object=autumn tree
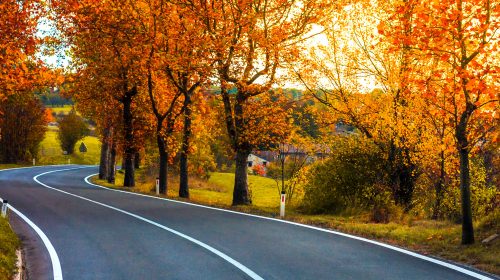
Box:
[185,0,332,205]
[53,0,151,187]
[0,94,47,163]
[400,0,500,244]
[295,1,425,210]
[301,0,498,244]
[0,0,42,107]
[132,0,211,196]
[160,7,210,198]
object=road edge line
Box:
[0,164,75,172]
[34,168,264,280]
[84,173,495,280]
[6,205,63,280]
[0,166,90,280]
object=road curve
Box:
[0,165,496,280]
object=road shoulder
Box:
[9,212,52,280]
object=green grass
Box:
[0,216,20,280]
[193,173,280,209]
[91,169,500,275]
[46,105,74,115]
[94,171,281,209]
[38,130,101,165]
[289,211,499,274]
[0,164,25,170]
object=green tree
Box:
[58,110,89,154]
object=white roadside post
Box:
[280,191,286,218]
[1,199,8,218]
[156,177,160,195]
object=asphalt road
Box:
[0,165,496,280]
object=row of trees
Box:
[294,0,499,244]
[51,0,330,203]
[0,0,59,163]
[41,0,498,246]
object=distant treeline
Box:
[37,88,73,107]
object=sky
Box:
[37,18,70,68]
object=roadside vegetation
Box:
[92,166,499,275]
[0,165,25,171]
[38,131,100,165]
[0,216,20,280]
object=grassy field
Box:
[46,105,74,115]
[0,216,20,280]
[92,170,500,275]
[94,171,281,209]
[38,129,101,165]
[0,164,25,170]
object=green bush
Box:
[57,110,89,154]
[301,137,390,215]
[440,157,498,222]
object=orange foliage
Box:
[44,108,55,123]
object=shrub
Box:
[301,136,390,214]
[252,164,266,176]
[57,110,89,154]
[440,157,499,222]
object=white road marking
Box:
[0,196,63,280]
[33,168,264,280]
[0,165,81,280]
[84,173,495,280]
[0,164,72,173]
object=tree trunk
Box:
[459,147,474,244]
[122,93,135,187]
[157,135,168,195]
[232,149,251,205]
[123,150,135,187]
[457,132,474,244]
[387,142,415,210]
[98,126,110,180]
[134,151,141,169]
[107,142,116,184]
[179,93,192,198]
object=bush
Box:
[252,164,266,176]
[301,137,390,215]
[267,161,299,180]
[440,157,499,222]
[58,110,89,154]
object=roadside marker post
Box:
[1,199,8,218]
[155,178,159,195]
[280,191,286,218]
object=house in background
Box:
[247,154,269,167]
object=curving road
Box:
[0,165,496,280]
